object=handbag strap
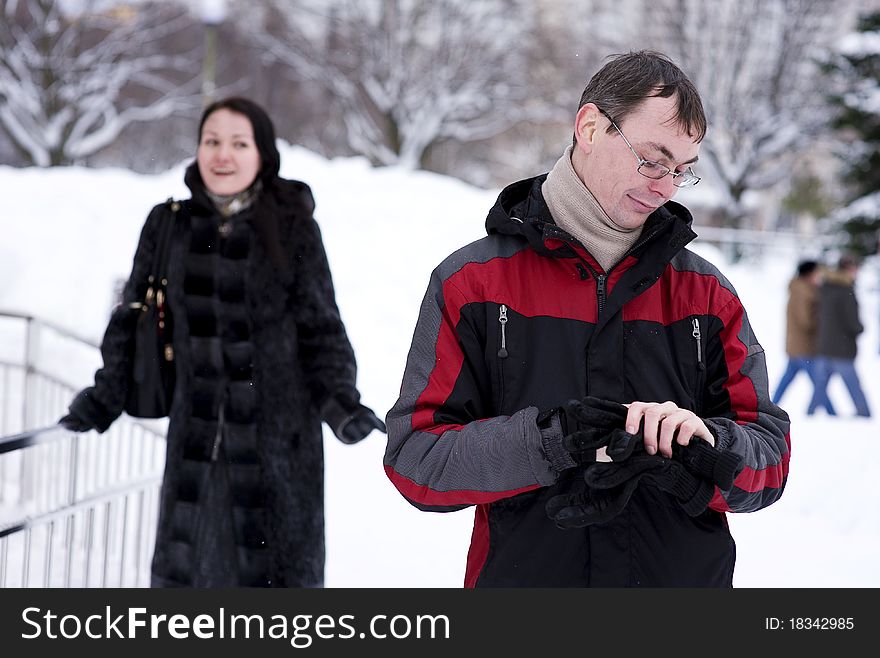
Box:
[150,199,188,287]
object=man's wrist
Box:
[538,410,577,473]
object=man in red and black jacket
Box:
[384,51,790,587]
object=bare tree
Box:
[238,0,557,169]
[640,0,857,228]
[0,0,200,166]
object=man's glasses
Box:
[598,109,700,188]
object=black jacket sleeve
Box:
[67,203,168,432]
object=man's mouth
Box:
[628,195,658,212]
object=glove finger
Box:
[585,481,640,524]
[545,492,588,519]
[364,410,387,434]
[563,427,612,452]
[566,402,625,429]
[551,504,599,529]
[605,428,644,461]
[548,492,609,529]
[59,414,91,432]
[552,481,639,528]
[340,418,371,444]
[581,396,629,418]
[584,454,666,489]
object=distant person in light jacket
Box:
[772,260,821,408]
[808,254,871,418]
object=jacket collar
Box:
[485,174,697,266]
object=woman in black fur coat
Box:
[60,97,385,587]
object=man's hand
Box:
[624,401,713,458]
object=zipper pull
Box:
[498,304,509,358]
[692,317,702,365]
[596,275,606,316]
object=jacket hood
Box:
[485,174,697,259]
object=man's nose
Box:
[648,173,677,199]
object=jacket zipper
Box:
[498,304,509,358]
[577,259,607,316]
[548,217,672,312]
[595,275,606,316]
[497,304,509,412]
[692,317,706,414]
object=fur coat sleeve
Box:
[67,202,171,431]
[286,189,359,414]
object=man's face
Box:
[571,95,701,230]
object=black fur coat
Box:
[69,178,360,587]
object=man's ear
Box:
[574,103,602,154]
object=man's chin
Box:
[610,211,650,231]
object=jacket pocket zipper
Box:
[497,304,509,413]
[692,317,706,414]
[498,304,509,358]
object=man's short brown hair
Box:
[576,50,706,142]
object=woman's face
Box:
[196,108,261,196]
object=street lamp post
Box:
[200,0,228,107]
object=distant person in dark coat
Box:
[772,260,821,407]
[59,97,386,587]
[808,254,871,418]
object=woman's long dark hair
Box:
[186,96,287,267]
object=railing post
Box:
[23,316,40,429]
[68,433,79,507]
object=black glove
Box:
[539,397,637,471]
[338,406,386,444]
[547,452,716,529]
[58,411,94,433]
[585,454,715,517]
[546,485,639,528]
[321,392,386,445]
[560,396,627,434]
[546,454,658,529]
[561,397,647,461]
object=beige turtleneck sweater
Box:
[541,146,642,272]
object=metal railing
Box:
[0,310,103,434]
[0,310,167,587]
[0,424,165,587]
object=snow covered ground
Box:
[1,144,878,587]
